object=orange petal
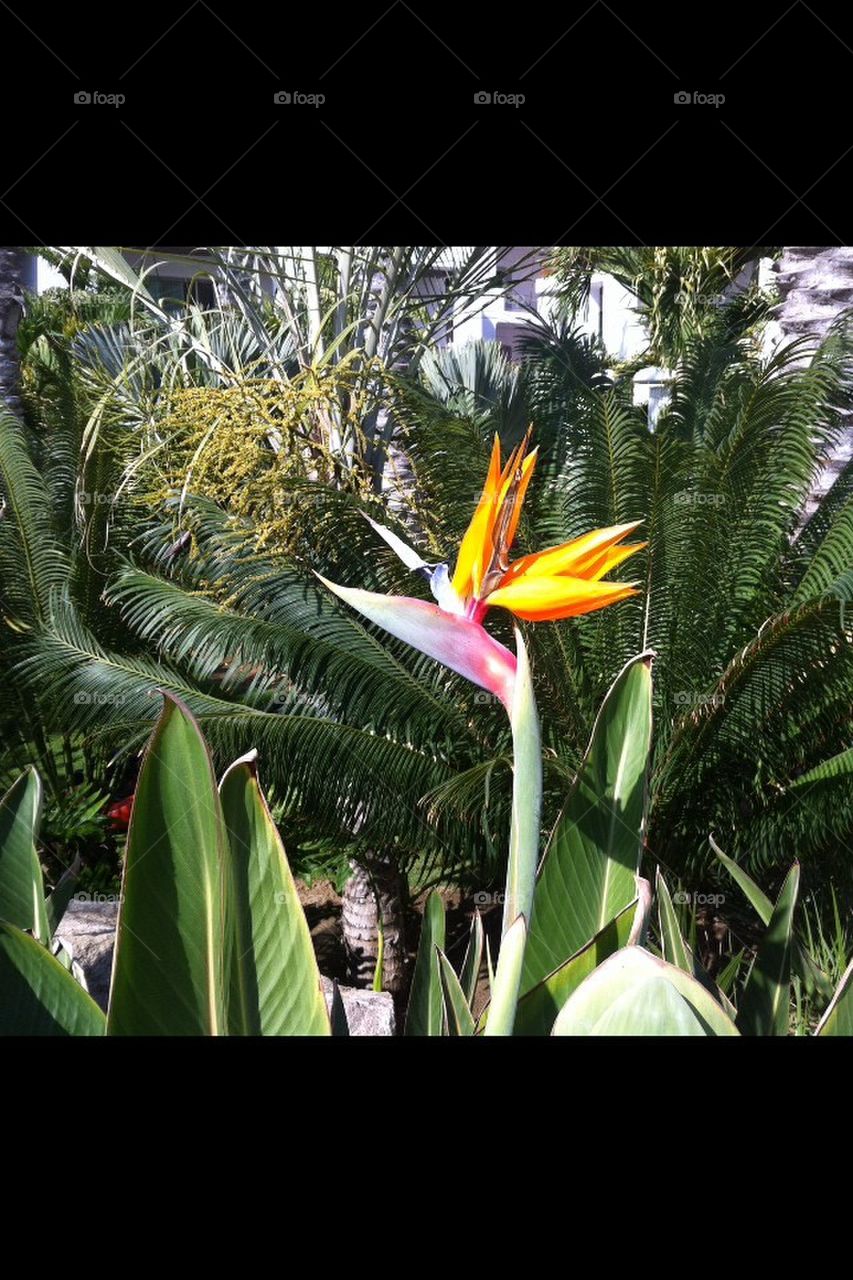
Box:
[484,433,502,495]
[451,436,503,597]
[502,521,644,584]
[496,438,523,499]
[504,448,539,552]
[495,427,533,508]
[582,540,647,581]
[484,574,640,622]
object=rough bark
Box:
[771,247,853,511]
[771,247,853,342]
[0,247,27,417]
[341,857,409,999]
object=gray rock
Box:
[51,899,396,1034]
[52,899,119,1012]
[320,976,396,1036]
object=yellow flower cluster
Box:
[151,362,388,553]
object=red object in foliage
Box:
[106,796,133,830]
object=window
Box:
[150,274,216,310]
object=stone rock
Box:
[51,899,396,1034]
[320,976,396,1037]
[52,899,119,1012]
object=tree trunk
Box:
[0,247,28,417]
[771,247,853,512]
[771,246,853,343]
[341,857,409,1001]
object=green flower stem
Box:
[501,627,542,938]
[485,629,542,1036]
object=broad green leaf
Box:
[438,949,476,1036]
[514,898,637,1036]
[656,871,693,972]
[502,628,541,935]
[552,946,739,1036]
[593,977,712,1035]
[656,870,733,1012]
[483,914,527,1036]
[711,836,773,920]
[717,949,745,996]
[0,922,105,1036]
[712,836,831,1004]
[219,751,329,1036]
[86,246,166,317]
[330,980,350,1036]
[789,747,853,790]
[473,934,496,1034]
[45,856,81,940]
[405,891,445,1036]
[108,694,228,1036]
[816,957,853,1035]
[628,875,653,946]
[459,908,484,1008]
[0,768,49,943]
[737,863,800,1037]
[373,910,385,993]
[523,654,653,993]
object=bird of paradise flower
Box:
[318,429,645,1033]
[318,428,645,710]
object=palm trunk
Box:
[771,247,853,513]
[341,857,409,1000]
[0,248,27,417]
[771,247,853,342]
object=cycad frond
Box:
[15,596,496,875]
[0,411,69,627]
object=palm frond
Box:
[0,411,69,627]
